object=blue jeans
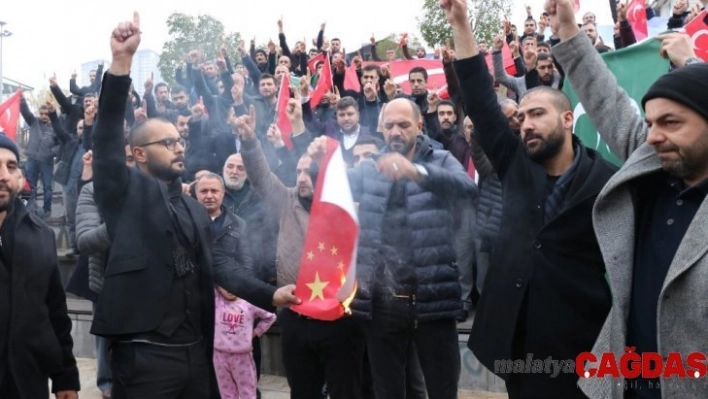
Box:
[25,158,54,213]
[62,148,85,249]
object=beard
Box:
[0,183,17,213]
[225,177,246,191]
[388,136,416,157]
[147,156,185,182]
[524,120,566,163]
[654,131,708,182]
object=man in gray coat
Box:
[547,0,708,397]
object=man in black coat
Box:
[0,135,80,399]
[443,1,616,397]
[90,14,300,399]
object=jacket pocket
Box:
[104,253,149,277]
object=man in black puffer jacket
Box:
[308,98,477,399]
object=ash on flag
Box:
[290,137,359,321]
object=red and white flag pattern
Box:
[290,138,359,321]
[0,90,22,142]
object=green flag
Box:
[563,38,670,166]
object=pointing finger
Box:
[133,11,141,29]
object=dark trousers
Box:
[110,339,212,399]
[279,308,365,399]
[365,298,460,399]
[362,342,426,399]
[0,372,21,398]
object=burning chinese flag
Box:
[310,55,333,108]
[685,10,708,61]
[627,0,648,41]
[290,137,359,321]
[0,90,22,142]
[275,73,294,149]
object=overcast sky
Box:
[0,0,614,91]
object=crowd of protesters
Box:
[2,0,708,398]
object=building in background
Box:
[131,49,164,98]
[1,76,33,101]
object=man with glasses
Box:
[90,14,300,398]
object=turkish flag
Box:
[0,90,22,142]
[290,138,359,321]
[627,0,648,41]
[308,52,326,75]
[275,73,294,149]
[311,56,333,107]
[685,10,708,61]
[484,41,518,78]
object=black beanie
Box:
[642,63,708,122]
[0,133,20,162]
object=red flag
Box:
[0,90,22,142]
[308,52,326,75]
[574,0,580,13]
[291,137,359,321]
[343,59,447,94]
[484,41,518,78]
[627,0,648,41]
[685,10,708,61]
[275,73,294,149]
[311,56,333,107]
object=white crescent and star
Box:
[690,29,708,51]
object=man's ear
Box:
[562,110,574,132]
[133,146,147,164]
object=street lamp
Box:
[0,21,13,100]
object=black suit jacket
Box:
[90,72,276,339]
[454,55,616,397]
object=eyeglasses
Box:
[139,137,185,151]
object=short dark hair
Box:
[437,100,456,110]
[537,42,551,52]
[177,108,192,117]
[525,17,536,24]
[172,84,188,95]
[331,38,341,43]
[260,73,275,83]
[521,86,571,113]
[583,21,597,28]
[336,96,359,112]
[354,136,385,150]
[128,117,174,148]
[536,53,553,63]
[84,92,96,99]
[522,36,537,44]
[39,105,48,111]
[362,64,380,73]
[408,66,428,81]
[154,82,169,94]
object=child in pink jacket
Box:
[214,286,277,399]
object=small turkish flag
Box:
[275,73,294,149]
[685,10,708,61]
[0,90,22,142]
[308,52,326,75]
[310,55,333,107]
[626,0,648,41]
[290,138,359,321]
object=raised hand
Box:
[285,97,303,124]
[84,104,97,124]
[237,40,247,56]
[268,39,276,54]
[427,90,440,112]
[144,72,154,94]
[46,101,56,114]
[300,73,311,97]
[439,0,469,28]
[188,49,200,65]
[110,11,141,75]
[509,40,520,57]
[237,105,257,140]
[82,150,93,166]
[216,57,227,71]
[544,0,579,41]
[352,53,363,69]
[370,33,376,46]
[71,70,77,80]
[383,79,397,99]
[134,107,147,123]
[266,123,284,148]
[49,72,58,87]
[617,2,628,22]
[192,101,205,119]
[493,35,505,52]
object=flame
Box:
[339,273,357,315]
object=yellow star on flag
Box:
[318,242,325,252]
[331,246,338,256]
[337,261,345,270]
[306,272,329,302]
[307,251,315,261]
